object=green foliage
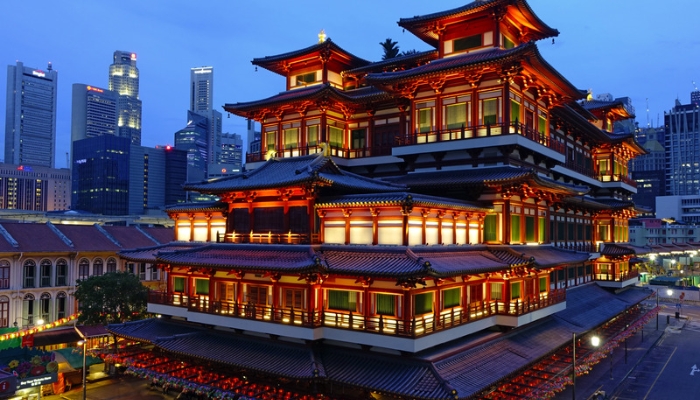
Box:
[401,49,419,56]
[380,38,400,60]
[74,271,149,325]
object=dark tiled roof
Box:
[398,0,558,47]
[592,198,636,209]
[319,246,424,278]
[0,223,72,252]
[101,225,160,249]
[156,244,320,273]
[224,84,392,114]
[492,245,591,268]
[320,347,451,399]
[344,50,439,76]
[118,242,205,263]
[315,192,491,213]
[184,154,406,194]
[139,226,175,245]
[154,331,323,380]
[600,243,635,257]
[252,39,370,75]
[165,201,228,213]
[411,247,513,275]
[107,318,206,344]
[383,166,588,195]
[53,224,121,251]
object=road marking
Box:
[643,347,677,400]
[692,364,699,376]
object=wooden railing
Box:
[246,121,564,163]
[149,289,566,338]
[216,232,320,244]
[597,173,636,187]
[595,269,640,282]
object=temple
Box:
[108,1,657,399]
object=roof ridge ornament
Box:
[318,29,326,44]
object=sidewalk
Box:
[555,308,687,399]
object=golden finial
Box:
[318,29,327,43]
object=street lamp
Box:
[572,333,600,400]
[656,289,659,330]
[77,340,87,400]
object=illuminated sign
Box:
[16,165,33,172]
[131,53,137,60]
[193,69,212,74]
[86,85,104,93]
[32,70,45,78]
[18,373,57,389]
[75,159,87,165]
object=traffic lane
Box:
[641,327,700,400]
[50,375,174,400]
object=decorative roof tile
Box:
[184,153,406,194]
[344,50,439,76]
[252,39,370,75]
[165,201,228,213]
[491,245,591,268]
[600,243,636,257]
[118,242,205,263]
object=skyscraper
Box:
[4,61,57,168]
[70,83,119,142]
[665,98,700,196]
[108,51,142,145]
[190,66,213,113]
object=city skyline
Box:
[2,0,699,168]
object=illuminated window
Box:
[503,36,515,49]
[195,279,209,295]
[173,277,185,292]
[490,283,503,300]
[482,98,498,125]
[539,277,547,292]
[307,125,319,146]
[445,103,467,129]
[329,126,343,148]
[375,293,396,316]
[417,107,433,133]
[414,292,433,315]
[328,289,357,312]
[284,288,305,309]
[283,128,298,149]
[511,282,521,300]
[484,214,498,242]
[442,288,460,309]
[510,100,521,123]
[295,72,316,86]
[247,285,268,305]
[266,131,276,151]
[454,34,482,52]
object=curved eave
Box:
[485,171,589,196]
[607,133,648,155]
[398,0,558,48]
[365,43,582,101]
[251,39,370,76]
[223,84,393,117]
[315,193,491,213]
[550,105,610,144]
[164,201,227,213]
[344,50,439,78]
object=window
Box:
[106,258,117,273]
[138,263,147,281]
[539,277,547,292]
[468,284,483,305]
[40,293,50,323]
[510,100,520,123]
[442,288,461,309]
[56,259,67,286]
[503,36,515,49]
[0,261,9,289]
[351,129,366,149]
[295,72,316,86]
[511,215,521,243]
[247,285,268,305]
[284,288,304,309]
[150,265,159,281]
[23,260,36,288]
[375,293,396,316]
[525,216,536,242]
[307,125,319,146]
[93,259,103,276]
[23,294,35,326]
[56,292,67,319]
[414,292,433,315]
[195,279,209,295]
[78,259,90,280]
[538,114,547,134]
[126,263,135,274]
[217,282,235,302]
[453,34,482,52]
[266,131,277,151]
[417,107,432,133]
[173,277,185,292]
[490,283,503,301]
[39,260,52,287]
[539,217,547,243]
[283,128,298,149]
[0,296,8,327]
[445,103,467,129]
[484,214,498,242]
[511,282,521,300]
[482,98,497,125]
[328,290,356,312]
[329,126,343,148]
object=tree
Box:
[74,271,149,325]
[380,38,400,60]
[401,49,419,56]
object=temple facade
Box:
[110,1,657,399]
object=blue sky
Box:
[2,0,699,168]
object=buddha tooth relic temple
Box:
[108,1,656,399]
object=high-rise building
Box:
[70,83,119,142]
[0,163,70,211]
[631,127,665,214]
[4,61,57,168]
[108,51,142,145]
[207,132,242,178]
[72,135,187,215]
[190,66,213,113]
[174,111,209,183]
[664,99,700,195]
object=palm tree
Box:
[380,38,400,60]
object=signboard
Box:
[20,334,33,348]
[0,375,17,394]
[18,372,57,389]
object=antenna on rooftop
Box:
[646,98,650,128]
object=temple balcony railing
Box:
[148,289,566,338]
[245,122,563,163]
[563,159,596,179]
[215,232,320,244]
[597,173,637,188]
[553,242,595,253]
[594,269,640,282]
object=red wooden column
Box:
[188,214,195,242]
[402,287,412,334]
[503,199,511,244]
[371,208,379,245]
[205,213,212,243]
[437,211,444,245]
[317,210,326,244]
[421,210,428,245]
[343,209,352,245]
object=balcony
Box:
[216,232,320,244]
[597,173,637,188]
[246,122,564,163]
[148,289,566,339]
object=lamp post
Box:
[572,334,600,400]
[656,288,659,330]
[78,340,87,400]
